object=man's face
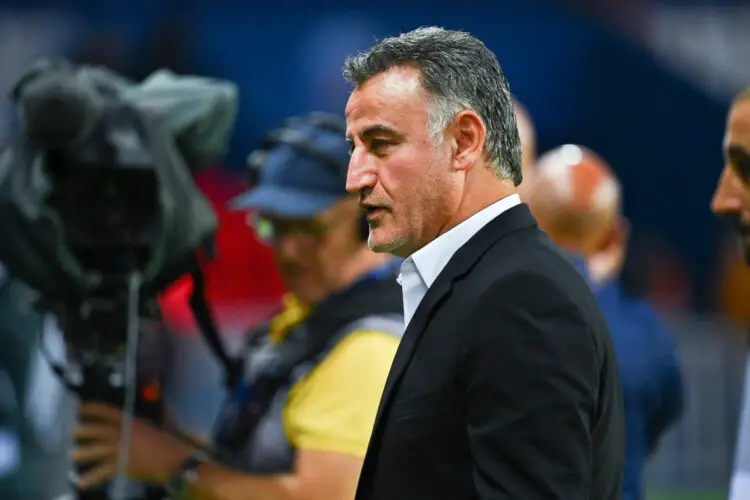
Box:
[345,67,456,258]
[713,99,750,263]
[256,198,362,303]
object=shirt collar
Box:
[401,194,521,288]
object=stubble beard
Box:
[367,157,449,257]
[366,221,411,256]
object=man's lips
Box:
[362,205,389,220]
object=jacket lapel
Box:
[356,273,454,499]
[371,273,451,426]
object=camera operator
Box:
[71,113,403,500]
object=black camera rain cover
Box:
[0,111,218,302]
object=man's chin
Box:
[367,238,397,254]
[367,229,408,256]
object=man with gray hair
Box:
[343,27,624,499]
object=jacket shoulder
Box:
[463,227,589,294]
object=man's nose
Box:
[346,152,377,195]
[712,172,743,215]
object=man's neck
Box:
[438,173,517,238]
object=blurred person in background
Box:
[70,112,403,500]
[712,87,750,265]
[712,87,750,328]
[712,86,750,500]
[527,144,684,500]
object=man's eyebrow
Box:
[361,124,402,139]
[346,124,405,147]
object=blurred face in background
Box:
[345,67,458,258]
[712,97,750,264]
[252,197,364,303]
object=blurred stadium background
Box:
[3,0,750,498]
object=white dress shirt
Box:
[397,194,521,327]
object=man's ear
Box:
[598,217,628,251]
[449,110,486,172]
[588,217,629,284]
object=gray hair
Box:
[342,27,522,186]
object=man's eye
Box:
[727,146,750,184]
[370,139,391,152]
[735,159,750,185]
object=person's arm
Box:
[177,450,361,500]
[74,398,362,500]
[188,329,397,500]
[461,272,601,499]
[74,330,398,500]
[161,409,212,452]
[73,411,357,500]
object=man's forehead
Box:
[345,67,424,125]
[376,66,423,95]
[724,102,750,154]
[728,101,750,139]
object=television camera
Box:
[0,59,240,499]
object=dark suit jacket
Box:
[356,204,625,500]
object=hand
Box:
[71,402,192,489]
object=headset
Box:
[246,112,369,242]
